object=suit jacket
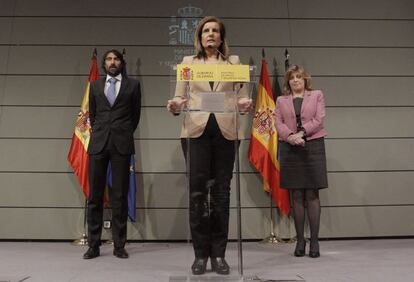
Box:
[275,90,327,141]
[174,55,248,140]
[88,76,141,155]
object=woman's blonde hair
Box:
[194,16,229,59]
[283,64,312,95]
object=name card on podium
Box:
[199,92,225,112]
[176,64,250,82]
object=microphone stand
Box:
[209,45,244,275]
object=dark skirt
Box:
[280,137,328,190]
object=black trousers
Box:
[181,114,236,258]
[87,134,130,249]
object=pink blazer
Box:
[275,90,327,141]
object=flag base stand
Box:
[260,233,283,244]
[71,233,88,246]
[283,236,297,243]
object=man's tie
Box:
[107,77,117,106]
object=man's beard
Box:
[106,65,122,76]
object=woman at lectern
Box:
[275,64,328,258]
[166,16,252,275]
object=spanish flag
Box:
[248,59,290,216]
[67,52,100,198]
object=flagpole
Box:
[72,199,88,246]
[261,194,282,244]
[71,48,98,246]
[257,49,282,244]
[283,48,297,244]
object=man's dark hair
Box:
[101,49,126,75]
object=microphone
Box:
[207,43,244,96]
[207,43,233,65]
[207,43,246,94]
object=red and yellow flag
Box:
[67,54,100,198]
[248,59,290,216]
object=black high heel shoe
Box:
[294,240,306,257]
[309,241,320,258]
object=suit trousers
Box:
[181,114,236,258]
[87,133,130,249]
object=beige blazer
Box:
[174,55,248,140]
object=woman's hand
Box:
[238,97,253,113]
[287,132,305,146]
[167,97,188,115]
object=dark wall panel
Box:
[0,0,413,239]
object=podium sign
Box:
[177,64,250,82]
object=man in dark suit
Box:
[83,49,141,259]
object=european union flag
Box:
[106,156,137,222]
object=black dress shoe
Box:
[294,241,306,257]
[211,257,230,275]
[113,248,129,259]
[191,258,208,275]
[83,247,100,259]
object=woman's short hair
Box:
[194,16,229,60]
[283,64,312,95]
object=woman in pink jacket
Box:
[275,65,328,258]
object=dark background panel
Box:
[13,0,287,18]
[288,0,414,19]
